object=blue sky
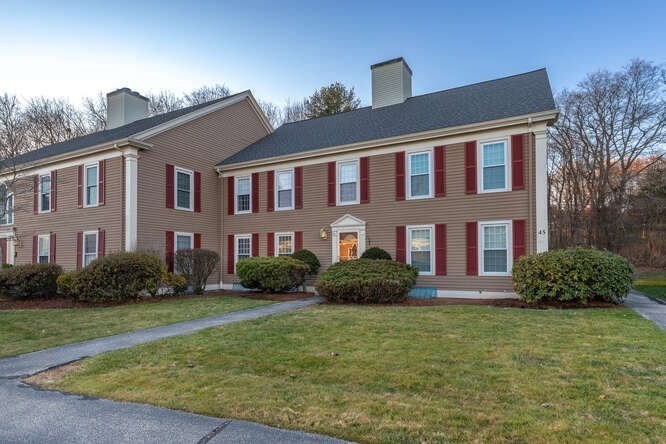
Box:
[1,0,664,107]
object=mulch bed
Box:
[0,290,313,310]
[325,298,621,309]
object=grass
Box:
[0,295,271,358]
[635,270,666,303]
[48,305,666,443]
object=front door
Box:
[338,232,359,261]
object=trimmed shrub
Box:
[315,259,418,304]
[56,271,80,298]
[74,252,165,302]
[291,249,320,275]
[360,247,392,260]
[174,248,220,294]
[1,263,62,300]
[161,272,187,296]
[237,256,309,293]
[512,248,634,304]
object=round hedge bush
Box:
[512,247,633,304]
[360,247,392,260]
[315,259,418,304]
[291,249,320,275]
[74,252,166,302]
[237,256,309,293]
[1,263,62,300]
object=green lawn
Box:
[47,305,666,443]
[0,295,271,358]
[635,270,666,303]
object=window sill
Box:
[235,210,252,215]
[175,206,194,212]
[479,272,511,277]
[275,207,294,212]
[83,204,100,209]
[478,188,512,194]
[406,194,433,200]
[336,201,359,206]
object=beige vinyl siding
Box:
[222,135,535,292]
[12,156,124,270]
[136,98,269,285]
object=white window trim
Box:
[174,167,194,212]
[274,231,294,256]
[478,220,513,277]
[82,230,99,267]
[478,139,511,194]
[235,175,252,214]
[38,173,51,214]
[275,169,295,211]
[37,234,50,263]
[234,234,252,272]
[406,150,434,200]
[83,163,99,208]
[407,224,435,276]
[336,159,360,206]
[175,232,194,250]
[1,188,13,226]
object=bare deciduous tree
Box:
[82,93,107,131]
[257,99,283,128]
[146,90,183,115]
[282,98,308,123]
[184,84,230,106]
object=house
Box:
[1,58,558,297]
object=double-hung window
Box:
[83,231,98,267]
[275,232,294,256]
[408,151,432,199]
[235,234,251,271]
[84,164,99,207]
[0,185,13,225]
[337,160,359,205]
[39,174,51,213]
[276,170,294,210]
[235,176,251,213]
[175,168,193,211]
[37,235,50,264]
[480,221,511,275]
[176,232,193,251]
[407,226,433,275]
[481,141,509,192]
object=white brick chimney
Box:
[106,88,150,129]
[371,57,412,108]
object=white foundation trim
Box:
[123,148,139,252]
[534,130,549,252]
[436,290,517,299]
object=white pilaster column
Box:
[534,130,549,252]
[123,148,139,252]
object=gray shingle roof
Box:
[218,69,556,167]
[11,92,246,167]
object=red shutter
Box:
[227,234,234,274]
[165,231,174,273]
[194,233,201,249]
[98,229,106,257]
[466,222,478,275]
[360,157,369,204]
[295,231,303,251]
[395,152,405,200]
[49,232,56,263]
[267,232,275,256]
[251,173,259,213]
[227,176,235,215]
[252,233,259,257]
[395,226,406,263]
[465,141,477,194]
[327,162,336,206]
[295,167,303,209]
[165,164,175,209]
[511,134,525,190]
[0,238,7,264]
[50,170,57,212]
[33,176,39,214]
[434,146,446,197]
[77,166,83,208]
[98,160,106,206]
[194,171,202,212]
[266,170,275,212]
[76,232,83,270]
[32,235,38,263]
[435,224,447,276]
[513,219,527,260]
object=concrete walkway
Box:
[0,296,347,443]
[624,291,666,330]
